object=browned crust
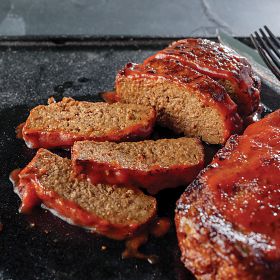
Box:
[175,110,280,279]
[175,184,280,279]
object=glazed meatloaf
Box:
[21,97,156,149]
[72,138,205,194]
[175,109,280,279]
[13,149,157,240]
[116,58,242,144]
[145,38,260,116]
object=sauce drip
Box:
[9,168,21,187]
[9,168,40,213]
[99,91,119,104]
[122,217,171,264]
[15,123,25,139]
[244,103,264,126]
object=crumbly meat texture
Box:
[17,149,157,238]
[73,138,204,171]
[22,97,156,148]
[72,138,205,194]
[145,38,261,116]
[116,58,242,144]
[175,110,280,279]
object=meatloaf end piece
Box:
[116,58,242,144]
[21,97,156,149]
[175,109,280,279]
[145,38,260,116]
[72,138,204,194]
[14,149,157,240]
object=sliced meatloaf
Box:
[116,58,242,144]
[13,149,157,240]
[21,97,156,149]
[72,138,204,194]
[175,109,280,279]
[145,38,260,116]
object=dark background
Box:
[0,0,279,37]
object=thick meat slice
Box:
[21,97,156,149]
[116,58,242,144]
[72,138,204,194]
[145,38,260,116]
[13,149,157,240]
[175,110,280,279]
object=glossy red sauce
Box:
[10,167,171,260]
[16,123,25,139]
[100,91,119,104]
[73,160,204,194]
[21,114,156,149]
[117,59,243,142]
[122,217,170,263]
[10,167,143,240]
[10,168,41,213]
[205,110,280,258]
[144,38,260,116]
[244,103,264,126]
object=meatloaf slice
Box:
[21,97,156,149]
[72,138,204,194]
[14,149,157,240]
[116,58,242,144]
[145,38,260,116]
[175,110,280,279]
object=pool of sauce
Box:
[122,217,171,264]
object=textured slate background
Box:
[0,0,279,37]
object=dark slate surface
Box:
[0,0,279,37]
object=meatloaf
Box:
[72,138,205,194]
[21,97,156,149]
[175,109,280,279]
[13,149,157,240]
[116,58,242,144]
[145,38,260,116]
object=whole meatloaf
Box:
[72,138,204,194]
[175,109,280,279]
[116,58,242,144]
[13,149,157,240]
[145,38,260,116]
[21,97,156,149]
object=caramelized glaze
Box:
[145,38,260,116]
[204,110,280,258]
